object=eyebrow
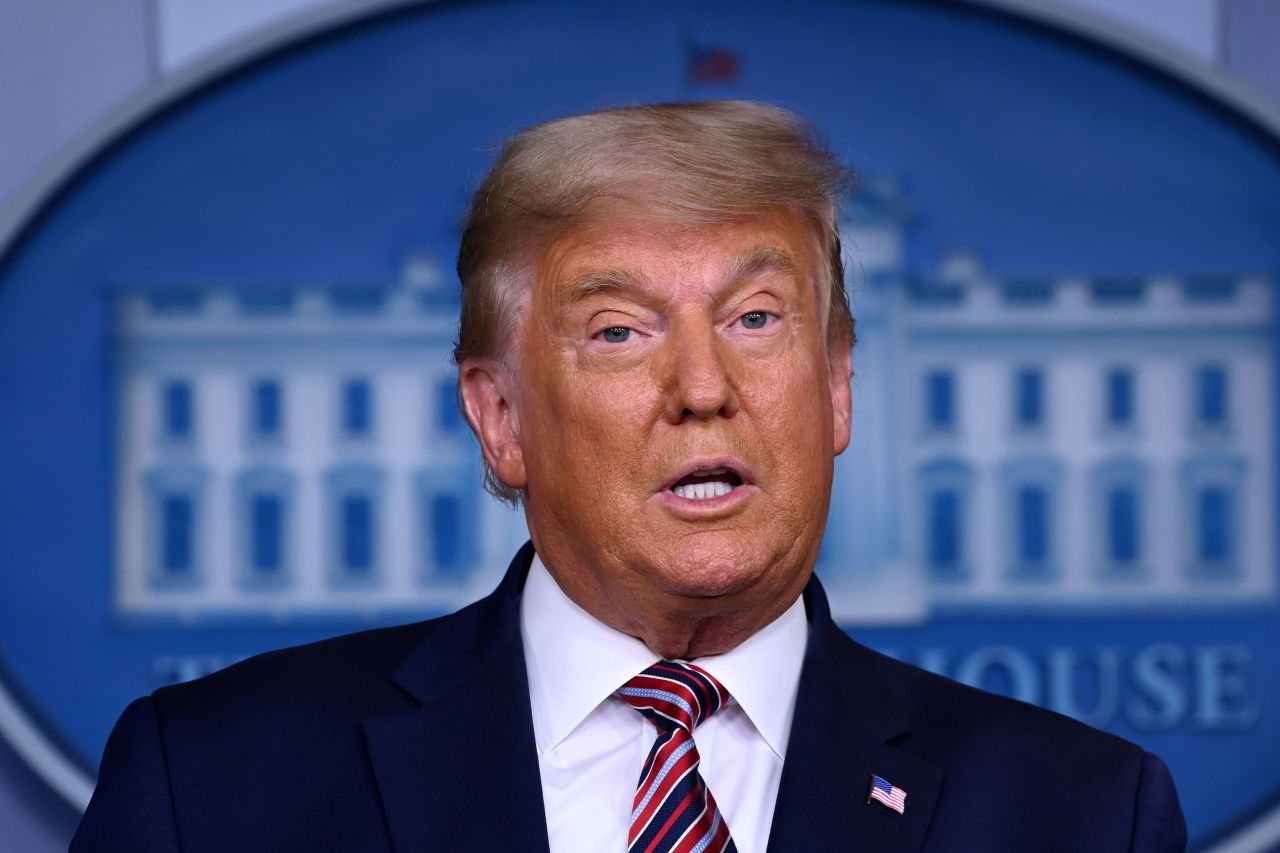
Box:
[558,268,642,305]
[724,244,802,286]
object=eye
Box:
[738,311,771,330]
[599,326,632,344]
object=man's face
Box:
[472,210,852,652]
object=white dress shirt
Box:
[520,555,808,853]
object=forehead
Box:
[535,211,816,299]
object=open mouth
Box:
[668,467,746,501]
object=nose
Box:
[661,320,741,423]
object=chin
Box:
[652,537,770,599]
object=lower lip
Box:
[657,483,758,517]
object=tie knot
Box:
[616,660,730,733]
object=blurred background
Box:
[1,0,1279,850]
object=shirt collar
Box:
[519,553,808,760]
[689,592,807,759]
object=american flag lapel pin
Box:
[867,774,908,815]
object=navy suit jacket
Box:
[73,542,1186,851]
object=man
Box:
[73,101,1186,852]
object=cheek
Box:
[746,353,831,427]
[536,368,656,478]
[743,357,835,492]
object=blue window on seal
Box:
[917,459,972,580]
[162,380,193,440]
[437,377,464,434]
[251,494,283,573]
[341,494,374,572]
[1197,486,1232,563]
[925,370,955,431]
[1015,368,1044,429]
[431,493,464,573]
[927,489,962,574]
[1017,485,1049,567]
[252,380,282,439]
[161,495,194,574]
[1105,368,1134,428]
[1179,455,1243,580]
[1195,365,1229,428]
[1107,485,1140,565]
[343,379,373,437]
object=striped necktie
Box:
[616,661,739,853]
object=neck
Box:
[539,552,811,660]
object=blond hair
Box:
[454,100,856,504]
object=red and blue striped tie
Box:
[616,661,738,853]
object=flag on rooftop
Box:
[685,38,740,84]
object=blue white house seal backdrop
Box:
[0,1,1277,848]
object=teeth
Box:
[673,481,734,501]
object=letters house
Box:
[110,184,1274,625]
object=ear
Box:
[459,359,528,490]
[828,343,853,456]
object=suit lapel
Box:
[361,546,943,852]
[767,577,943,853]
[363,543,551,853]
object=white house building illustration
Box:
[111,255,529,624]
[110,182,1275,626]
[823,177,1275,620]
